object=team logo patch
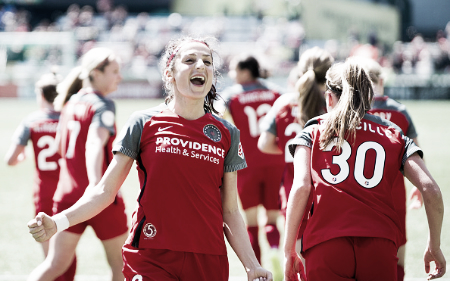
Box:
[203,124,222,142]
[101,110,115,127]
[143,223,157,238]
[238,142,244,159]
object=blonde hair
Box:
[159,36,221,114]
[54,47,116,111]
[319,57,374,151]
[295,47,334,127]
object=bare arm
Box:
[409,137,423,209]
[404,153,446,280]
[221,171,273,281]
[4,143,26,166]
[258,131,282,155]
[28,152,134,242]
[85,126,111,186]
[283,145,310,281]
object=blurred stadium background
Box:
[0,0,449,280]
[0,0,449,99]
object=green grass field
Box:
[0,98,449,280]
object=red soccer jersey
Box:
[368,95,418,245]
[13,109,61,214]
[289,113,422,252]
[53,89,117,204]
[226,82,284,168]
[275,102,302,198]
[113,104,247,255]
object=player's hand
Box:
[27,212,57,242]
[409,186,423,209]
[424,247,446,280]
[284,252,307,281]
[247,266,273,281]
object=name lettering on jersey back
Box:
[238,90,276,104]
[155,137,225,165]
[33,122,58,133]
[356,121,393,138]
[371,112,392,121]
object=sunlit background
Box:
[0,0,449,99]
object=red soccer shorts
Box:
[122,245,229,281]
[53,196,128,241]
[303,236,398,281]
[237,164,284,210]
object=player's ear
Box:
[164,69,174,83]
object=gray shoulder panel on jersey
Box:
[84,94,116,135]
[113,103,166,160]
[401,135,423,173]
[374,97,417,138]
[260,92,298,135]
[212,114,248,173]
[363,113,404,135]
[288,116,320,157]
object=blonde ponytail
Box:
[319,58,374,151]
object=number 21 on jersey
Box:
[321,139,386,189]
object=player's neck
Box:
[168,99,205,120]
[40,100,55,111]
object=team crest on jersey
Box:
[238,142,244,159]
[143,223,157,238]
[203,124,222,142]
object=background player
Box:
[258,47,333,267]
[5,72,77,281]
[28,47,128,281]
[361,57,424,281]
[259,46,333,218]
[28,37,273,281]
[284,57,445,280]
[220,54,285,277]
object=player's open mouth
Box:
[190,76,205,86]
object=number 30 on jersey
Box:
[321,139,386,189]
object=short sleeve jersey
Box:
[113,104,247,255]
[53,89,116,204]
[288,114,422,251]
[369,95,418,214]
[369,96,418,139]
[260,92,301,193]
[12,109,61,204]
[223,82,284,168]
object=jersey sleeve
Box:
[91,99,116,135]
[399,108,418,139]
[288,122,316,157]
[12,119,31,146]
[223,124,247,173]
[400,134,423,173]
[112,111,146,160]
[260,101,278,136]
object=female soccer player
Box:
[283,57,445,280]
[362,57,423,281]
[28,47,128,281]
[5,73,77,280]
[259,46,333,218]
[221,54,285,267]
[28,37,272,281]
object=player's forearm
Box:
[283,184,310,258]
[60,153,133,228]
[223,210,261,271]
[258,132,282,154]
[85,141,105,186]
[422,184,444,249]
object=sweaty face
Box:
[171,42,214,102]
[93,60,122,95]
